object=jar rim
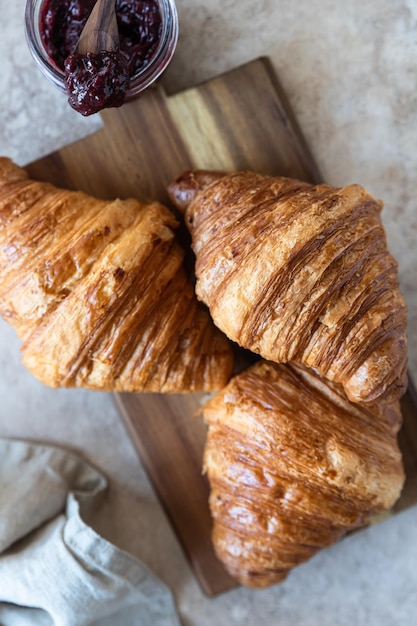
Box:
[24,0,179,97]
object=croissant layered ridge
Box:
[0,158,233,392]
[202,360,405,588]
[168,170,408,405]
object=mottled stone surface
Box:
[1,0,416,624]
[0,1,102,166]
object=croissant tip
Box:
[167,169,228,213]
[0,156,28,183]
[167,170,198,213]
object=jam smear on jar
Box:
[40,0,162,115]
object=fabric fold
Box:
[0,438,181,626]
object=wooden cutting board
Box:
[26,57,417,597]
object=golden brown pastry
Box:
[0,157,233,392]
[203,360,405,588]
[168,169,408,405]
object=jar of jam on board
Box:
[25,0,179,115]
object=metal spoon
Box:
[75,0,119,55]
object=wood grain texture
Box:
[76,0,119,54]
[113,391,235,596]
[26,57,417,596]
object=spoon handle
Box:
[76,0,119,55]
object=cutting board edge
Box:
[113,393,239,597]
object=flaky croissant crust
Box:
[203,360,405,588]
[0,158,233,392]
[168,170,408,405]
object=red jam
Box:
[65,51,130,116]
[40,0,162,115]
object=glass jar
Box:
[25,0,179,100]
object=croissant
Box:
[203,360,405,588]
[0,157,233,392]
[168,170,408,405]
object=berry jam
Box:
[65,51,130,115]
[40,0,162,114]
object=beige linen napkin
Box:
[0,438,181,626]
